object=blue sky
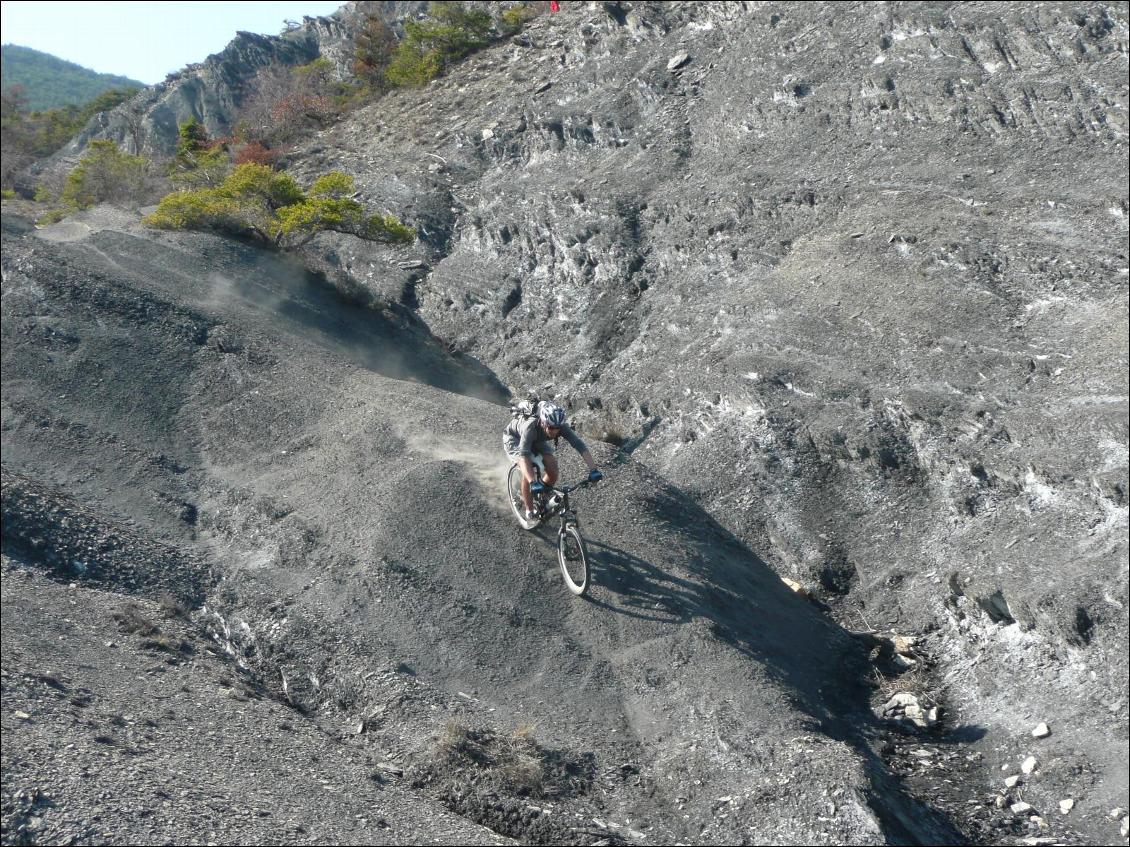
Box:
[1,1,345,84]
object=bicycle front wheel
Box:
[557,524,589,596]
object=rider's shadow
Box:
[582,539,698,624]
[526,526,687,622]
[524,472,984,842]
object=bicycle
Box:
[506,458,595,596]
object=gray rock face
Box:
[290,0,1127,837]
[43,28,322,165]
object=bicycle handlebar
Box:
[555,478,597,495]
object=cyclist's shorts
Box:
[503,435,554,462]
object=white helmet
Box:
[539,402,566,428]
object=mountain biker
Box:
[504,401,602,522]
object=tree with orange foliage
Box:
[353,10,397,92]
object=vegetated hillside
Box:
[0,45,144,111]
[2,1,1128,845]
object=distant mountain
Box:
[1,44,144,111]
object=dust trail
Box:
[399,427,515,515]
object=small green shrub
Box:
[386,46,443,87]
[175,118,209,159]
[145,163,415,249]
[500,3,538,35]
[386,2,495,88]
[36,208,68,225]
[36,140,161,221]
[168,120,232,188]
[169,146,230,188]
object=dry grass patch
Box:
[434,721,547,796]
[111,601,193,659]
[111,602,160,636]
[410,720,598,844]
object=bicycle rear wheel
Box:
[557,524,589,596]
[507,463,539,530]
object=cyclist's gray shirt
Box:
[503,414,587,459]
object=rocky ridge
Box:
[16,1,430,190]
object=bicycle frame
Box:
[542,485,581,534]
[510,463,594,595]
[528,458,589,523]
[543,480,591,596]
[537,477,589,521]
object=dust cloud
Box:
[398,427,515,515]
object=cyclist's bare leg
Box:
[543,454,559,487]
[519,455,537,512]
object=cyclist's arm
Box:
[579,449,597,472]
[561,425,597,471]
[519,455,539,482]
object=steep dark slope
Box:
[3,212,961,843]
[284,2,1127,838]
[1,557,510,846]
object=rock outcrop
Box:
[19,1,428,188]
